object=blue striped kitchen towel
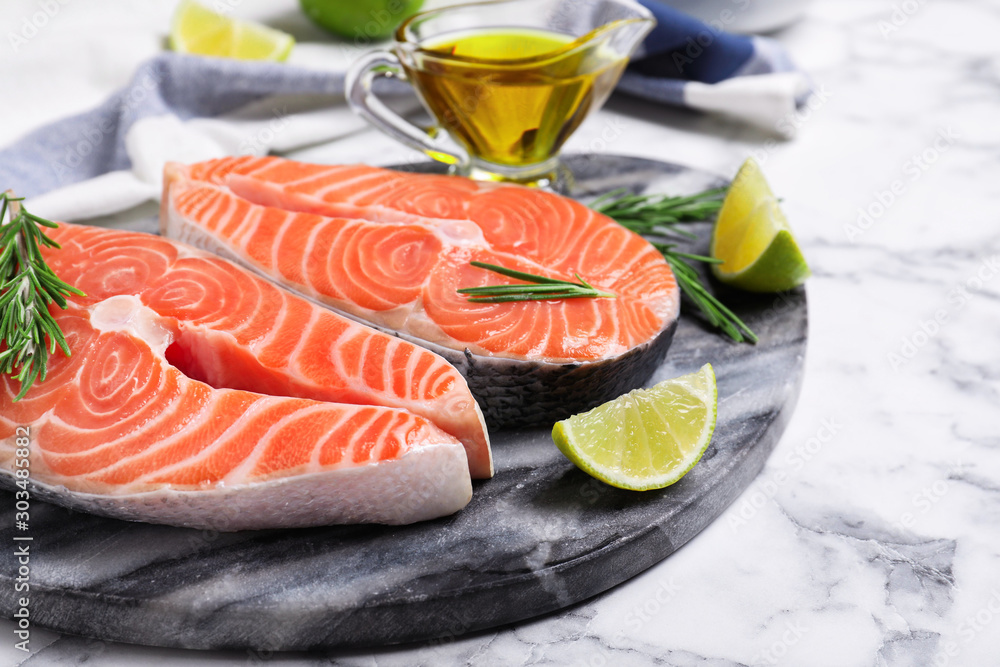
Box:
[0,0,809,219]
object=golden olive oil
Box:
[404,27,628,168]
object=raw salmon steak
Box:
[0,223,492,530]
[163,157,681,427]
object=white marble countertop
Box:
[3,0,999,665]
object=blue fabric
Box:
[635,1,755,83]
[0,54,345,199]
[617,1,802,109]
[0,7,804,200]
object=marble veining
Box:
[2,0,1000,664]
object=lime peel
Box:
[710,158,810,293]
[552,364,717,491]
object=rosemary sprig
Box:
[654,243,758,344]
[590,186,727,240]
[591,186,759,344]
[459,261,615,303]
[0,192,85,400]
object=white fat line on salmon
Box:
[409,346,442,404]
[75,296,302,488]
[562,299,603,354]
[233,207,266,255]
[373,413,412,462]
[42,368,192,481]
[300,217,331,288]
[284,304,322,376]
[530,303,554,359]
[269,207,297,272]
[204,186,236,234]
[223,174,491,248]
[606,299,624,356]
[46,393,214,491]
[185,179,630,305]
[126,398,275,489]
[316,172,402,200]
[223,404,352,482]
[213,275,268,339]
[163,201,235,261]
[174,214,419,334]
[278,165,381,194]
[181,185,230,236]
[174,188,234,248]
[306,409,361,471]
[171,160,674,369]
[249,289,307,353]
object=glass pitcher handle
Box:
[345,51,468,168]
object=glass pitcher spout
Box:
[347,0,657,188]
[591,16,657,59]
[536,0,656,57]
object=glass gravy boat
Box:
[346,0,655,187]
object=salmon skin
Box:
[163,157,681,427]
[0,223,492,530]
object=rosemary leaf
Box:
[591,185,759,344]
[459,261,615,303]
[0,192,85,399]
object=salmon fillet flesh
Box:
[163,157,681,427]
[0,223,492,529]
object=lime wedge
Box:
[711,158,810,293]
[170,0,295,62]
[299,0,425,40]
[552,364,717,491]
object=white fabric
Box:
[683,71,812,136]
[29,99,401,222]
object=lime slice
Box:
[552,364,717,491]
[170,0,295,62]
[711,158,810,293]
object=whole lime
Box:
[300,0,425,41]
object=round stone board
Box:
[0,154,807,650]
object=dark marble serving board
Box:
[0,155,807,651]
